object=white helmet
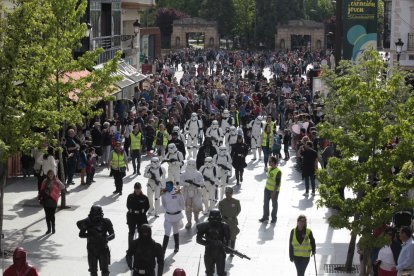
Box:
[191,112,198,121]
[222,109,230,118]
[150,157,160,169]
[204,157,213,168]
[229,126,236,135]
[211,120,219,130]
[186,159,197,172]
[168,143,177,154]
[255,116,263,124]
[218,145,227,156]
[173,126,180,133]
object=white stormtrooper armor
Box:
[220,109,235,135]
[180,159,204,228]
[143,157,166,217]
[184,113,203,159]
[248,115,264,160]
[199,157,219,213]
[164,143,184,185]
[169,126,186,143]
[212,146,233,200]
[206,120,224,149]
[226,126,238,151]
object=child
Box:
[283,129,291,160]
[85,148,96,185]
[272,133,282,160]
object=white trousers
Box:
[147,181,160,214]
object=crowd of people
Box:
[10,48,413,276]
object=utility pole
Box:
[334,0,342,66]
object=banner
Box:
[342,0,378,62]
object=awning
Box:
[93,63,133,90]
[118,61,148,83]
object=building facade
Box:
[388,0,414,69]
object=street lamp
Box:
[85,22,92,37]
[395,38,404,66]
[133,20,141,71]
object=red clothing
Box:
[378,267,397,276]
[4,265,38,276]
[40,180,61,203]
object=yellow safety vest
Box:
[292,228,312,257]
[261,131,271,147]
[265,167,281,191]
[154,130,169,146]
[265,121,276,133]
[130,132,142,150]
[111,151,126,169]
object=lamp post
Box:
[85,22,93,50]
[395,38,404,67]
[133,19,141,71]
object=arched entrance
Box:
[171,18,219,49]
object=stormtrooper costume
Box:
[212,146,233,200]
[164,143,184,186]
[226,126,238,151]
[199,157,219,213]
[180,159,204,229]
[161,181,185,253]
[169,126,186,144]
[220,109,235,144]
[144,157,166,217]
[184,113,203,159]
[206,120,224,149]
[248,116,264,160]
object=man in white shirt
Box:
[396,226,414,276]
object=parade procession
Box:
[2,0,414,276]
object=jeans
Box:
[44,206,56,231]
[293,256,310,276]
[304,174,316,193]
[262,147,271,167]
[131,149,141,173]
[112,169,125,192]
[67,156,77,184]
[102,145,111,164]
[262,188,279,221]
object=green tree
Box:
[304,0,335,22]
[232,0,255,47]
[199,0,235,41]
[317,49,414,274]
[276,0,304,24]
[255,0,277,48]
[0,0,119,250]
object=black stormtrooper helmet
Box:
[89,205,104,222]
[208,209,222,223]
[139,224,152,243]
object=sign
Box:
[342,0,378,62]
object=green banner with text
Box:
[343,0,378,61]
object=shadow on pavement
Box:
[257,222,275,244]
[109,257,130,275]
[292,196,314,210]
[93,195,119,206]
[163,252,177,275]
[8,197,43,218]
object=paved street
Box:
[2,150,359,275]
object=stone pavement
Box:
[1,151,360,276]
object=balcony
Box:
[93,35,121,50]
[121,0,155,9]
[408,33,414,51]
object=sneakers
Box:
[185,222,192,229]
[113,190,118,194]
[259,218,268,223]
[311,191,316,196]
[303,192,309,196]
[270,219,277,224]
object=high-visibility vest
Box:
[265,167,281,191]
[111,151,126,169]
[154,130,169,146]
[130,132,142,150]
[292,228,312,257]
[265,121,276,133]
[261,132,271,147]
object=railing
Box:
[408,33,414,51]
[97,48,121,64]
[93,35,121,50]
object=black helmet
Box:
[139,224,152,242]
[208,209,222,222]
[89,205,103,221]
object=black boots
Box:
[45,220,51,234]
[162,235,169,253]
[173,233,179,253]
[51,222,55,234]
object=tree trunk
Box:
[361,247,373,276]
[345,233,357,271]
[0,161,8,253]
[57,130,68,209]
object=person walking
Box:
[126,224,164,276]
[261,124,273,171]
[230,135,248,185]
[396,226,414,276]
[375,227,401,276]
[161,181,185,254]
[300,141,319,196]
[218,187,241,257]
[40,147,58,186]
[289,215,316,276]
[126,182,150,247]
[66,128,79,185]
[259,156,281,224]
[3,247,38,276]
[130,124,144,175]
[108,141,129,195]
[38,170,65,234]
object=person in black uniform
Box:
[126,224,164,276]
[230,135,248,185]
[127,182,150,247]
[196,209,231,276]
[77,205,115,276]
[196,138,217,170]
[168,132,186,159]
